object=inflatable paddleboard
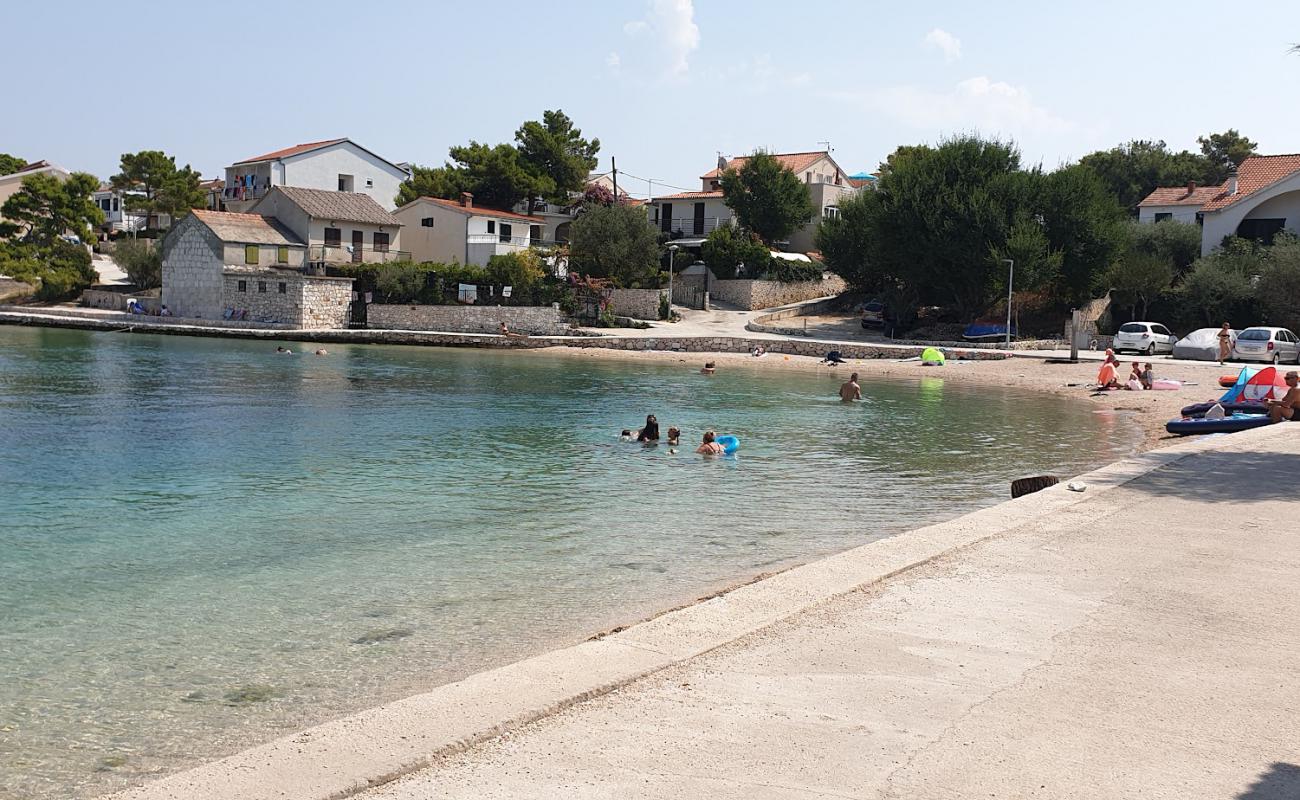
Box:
[1165,414,1273,436]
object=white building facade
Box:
[394,194,547,266]
[222,139,410,213]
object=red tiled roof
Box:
[1137,184,1224,207]
[411,196,544,223]
[1200,155,1300,213]
[701,151,830,179]
[653,190,724,200]
[190,209,305,246]
[234,138,348,165]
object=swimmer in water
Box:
[666,427,681,446]
[620,429,633,441]
[696,430,725,456]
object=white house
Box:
[1136,182,1222,225]
[0,161,71,226]
[393,193,548,266]
[1137,155,1300,255]
[250,185,405,265]
[222,138,410,213]
[649,150,859,252]
[91,184,170,235]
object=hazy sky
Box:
[6,0,1300,196]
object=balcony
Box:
[660,216,733,237]
[309,244,412,265]
[222,184,270,203]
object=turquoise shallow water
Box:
[0,326,1137,798]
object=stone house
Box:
[250,185,405,266]
[221,138,410,212]
[393,193,547,266]
[160,209,352,328]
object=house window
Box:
[366,179,373,188]
[324,228,341,248]
[99,198,111,212]
[277,246,288,264]
[278,282,287,294]
[258,281,267,293]
[112,197,119,211]
[421,217,434,227]
[245,245,258,265]
[824,206,840,220]
[237,280,247,293]
[486,220,496,234]
[529,224,542,244]
[1154,212,1173,223]
[337,174,354,192]
[806,172,812,183]
[1237,218,1286,245]
[499,222,512,244]
[373,231,390,252]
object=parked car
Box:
[1171,327,1238,361]
[1113,321,1178,355]
[1232,327,1300,364]
[860,300,884,328]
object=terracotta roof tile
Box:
[1200,155,1300,213]
[1137,184,1224,207]
[234,139,348,165]
[191,209,305,246]
[701,151,830,179]
[269,186,400,226]
[406,196,544,223]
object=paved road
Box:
[363,426,1300,800]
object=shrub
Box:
[569,203,662,287]
[658,292,670,320]
[701,225,769,279]
[0,240,96,301]
[486,250,546,289]
[112,237,161,289]
[763,257,823,283]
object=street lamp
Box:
[1002,258,1014,348]
[667,244,679,319]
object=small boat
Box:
[962,322,1015,342]
[1165,414,1274,436]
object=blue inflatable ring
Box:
[715,434,740,454]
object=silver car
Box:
[1233,327,1300,364]
[1113,321,1177,355]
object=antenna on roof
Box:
[717,152,726,170]
[818,140,833,153]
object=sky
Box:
[5,0,1300,198]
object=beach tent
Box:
[1220,365,1288,403]
[920,347,945,365]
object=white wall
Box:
[1201,178,1300,255]
[281,142,407,210]
[393,201,467,263]
[652,197,732,235]
[1138,205,1200,224]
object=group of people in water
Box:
[621,414,728,455]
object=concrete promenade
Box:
[109,424,1300,800]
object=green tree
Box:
[486,249,546,289]
[397,143,547,211]
[110,150,205,227]
[1177,240,1262,327]
[815,189,884,292]
[1105,251,1174,320]
[1255,234,1300,331]
[1038,164,1127,303]
[1197,129,1257,180]
[396,164,464,206]
[700,225,769,279]
[568,203,662,287]
[515,110,600,203]
[719,151,815,244]
[1078,140,1214,216]
[990,214,1063,295]
[0,153,25,177]
[0,239,97,300]
[112,237,162,288]
[0,172,103,244]
[1124,219,1202,278]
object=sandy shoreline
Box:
[520,344,1232,454]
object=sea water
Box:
[0,326,1136,798]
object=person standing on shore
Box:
[1218,323,1233,365]
[839,373,862,401]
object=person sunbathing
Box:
[1268,371,1300,422]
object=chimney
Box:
[1185,180,1197,197]
[1227,171,1239,196]
[460,192,473,208]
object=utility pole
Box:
[611,157,618,200]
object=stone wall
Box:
[367,304,574,335]
[709,272,847,310]
[221,268,353,329]
[82,288,161,313]
[607,288,665,320]
[160,215,224,320]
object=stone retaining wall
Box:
[709,273,847,310]
[0,310,1010,362]
[367,304,574,336]
[746,298,845,336]
[82,288,161,313]
[221,268,352,329]
[607,288,665,320]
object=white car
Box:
[1113,321,1177,355]
[1232,327,1300,364]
